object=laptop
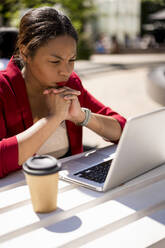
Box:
[59,107,165,192]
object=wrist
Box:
[76,108,91,126]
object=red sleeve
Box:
[83,88,126,130]
[0,137,20,177]
[69,72,126,130]
[0,100,20,178]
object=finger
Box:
[43,89,50,95]
[44,87,81,96]
[58,86,81,95]
[43,88,55,95]
[43,87,65,95]
[63,90,81,96]
[64,94,78,100]
[52,88,66,93]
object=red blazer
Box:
[0,58,126,178]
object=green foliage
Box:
[77,37,93,60]
[0,0,94,33]
[0,0,21,25]
[0,0,95,59]
[55,0,95,34]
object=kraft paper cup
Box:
[23,155,61,213]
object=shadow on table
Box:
[77,176,165,227]
[115,179,165,226]
[45,215,82,233]
[37,209,82,233]
[0,170,25,190]
[67,182,165,248]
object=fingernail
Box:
[43,90,49,94]
[53,88,63,93]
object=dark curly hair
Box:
[14,7,78,66]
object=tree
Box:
[0,0,94,32]
[0,0,21,26]
[0,0,95,59]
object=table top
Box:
[0,146,165,248]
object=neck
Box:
[22,67,44,97]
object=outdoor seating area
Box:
[0,146,165,247]
[1,0,165,247]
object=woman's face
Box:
[24,35,77,89]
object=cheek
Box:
[32,63,58,82]
[70,63,74,71]
[65,63,74,75]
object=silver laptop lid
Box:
[104,107,165,190]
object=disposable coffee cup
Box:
[23,155,61,213]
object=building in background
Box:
[92,0,141,52]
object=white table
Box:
[0,146,165,248]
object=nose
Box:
[59,63,72,77]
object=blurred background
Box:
[1,0,165,148]
[1,0,165,58]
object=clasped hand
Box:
[43,86,85,124]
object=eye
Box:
[69,59,76,63]
[49,61,60,64]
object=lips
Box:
[56,81,68,87]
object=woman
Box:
[0,7,126,178]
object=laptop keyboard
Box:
[74,159,112,183]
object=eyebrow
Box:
[50,54,77,60]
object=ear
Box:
[19,45,28,63]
